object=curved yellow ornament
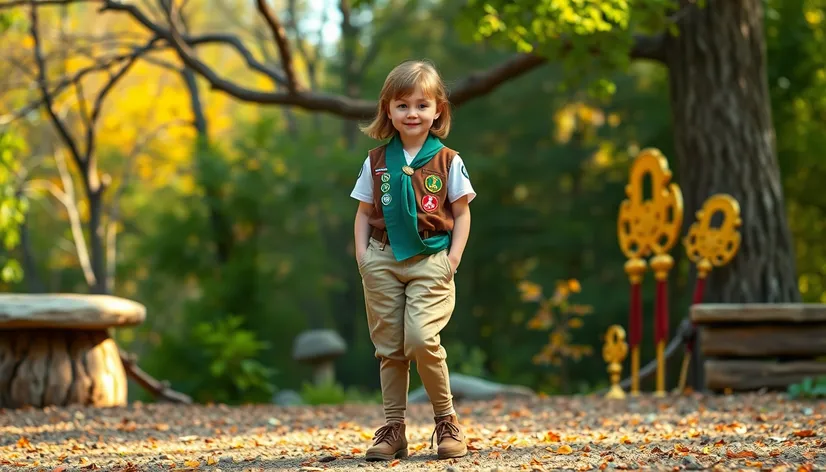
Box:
[683,194,742,271]
[603,325,628,399]
[617,148,684,258]
[603,325,628,364]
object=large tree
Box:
[663,0,799,303]
[457,0,799,304]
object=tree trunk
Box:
[665,0,800,304]
[88,189,107,295]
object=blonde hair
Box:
[360,59,452,140]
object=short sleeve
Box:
[447,155,476,204]
[350,156,373,203]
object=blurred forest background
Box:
[0,0,824,405]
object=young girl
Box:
[350,59,475,461]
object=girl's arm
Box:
[448,196,471,272]
[354,201,373,261]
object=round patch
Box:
[425,175,442,193]
[381,172,391,183]
[421,194,439,213]
[380,182,390,193]
[381,193,392,206]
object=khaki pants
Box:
[358,236,456,422]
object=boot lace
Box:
[372,422,402,445]
[430,418,461,449]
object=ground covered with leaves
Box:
[0,392,824,471]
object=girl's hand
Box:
[448,253,461,273]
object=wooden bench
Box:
[0,293,145,409]
[691,303,826,392]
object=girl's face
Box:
[387,85,441,142]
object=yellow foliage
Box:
[553,102,607,144]
[1,1,271,202]
[521,277,594,378]
[805,8,822,26]
[518,280,543,302]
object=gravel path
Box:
[1,393,824,471]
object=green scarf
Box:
[382,133,451,261]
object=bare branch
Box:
[85,36,159,163]
[30,2,85,166]
[254,0,299,92]
[91,0,666,120]
[0,0,99,8]
[100,0,288,87]
[0,48,151,126]
[22,151,97,286]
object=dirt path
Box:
[0,392,824,471]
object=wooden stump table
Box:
[691,303,826,392]
[0,294,145,409]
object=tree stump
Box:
[691,303,826,392]
[0,294,145,409]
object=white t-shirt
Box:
[350,149,476,205]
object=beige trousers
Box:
[358,236,456,422]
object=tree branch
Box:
[30,2,85,167]
[0,48,151,126]
[22,152,97,287]
[254,0,298,92]
[99,0,288,87]
[0,0,98,7]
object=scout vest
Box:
[367,135,456,261]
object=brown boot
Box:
[431,414,468,459]
[365,421,408,461]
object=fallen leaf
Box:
[557,444,573,454]
[726,449,757,459]
[544,431,561,442]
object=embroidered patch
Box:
[380,182,390,193]
[375,167,388,173]
[421,194,439,213]
[461,164,469,179]
[424,174,442,193]
[381,173,391,183]
[381,193,392,206]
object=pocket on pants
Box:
[357,241,373,273]
[440,250,455,282]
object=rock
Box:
[272,389,304,406]
[293,329,347,386]
[408,373,536,403]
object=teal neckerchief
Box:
[382,133,451,261]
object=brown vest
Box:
[367,144,456,233]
